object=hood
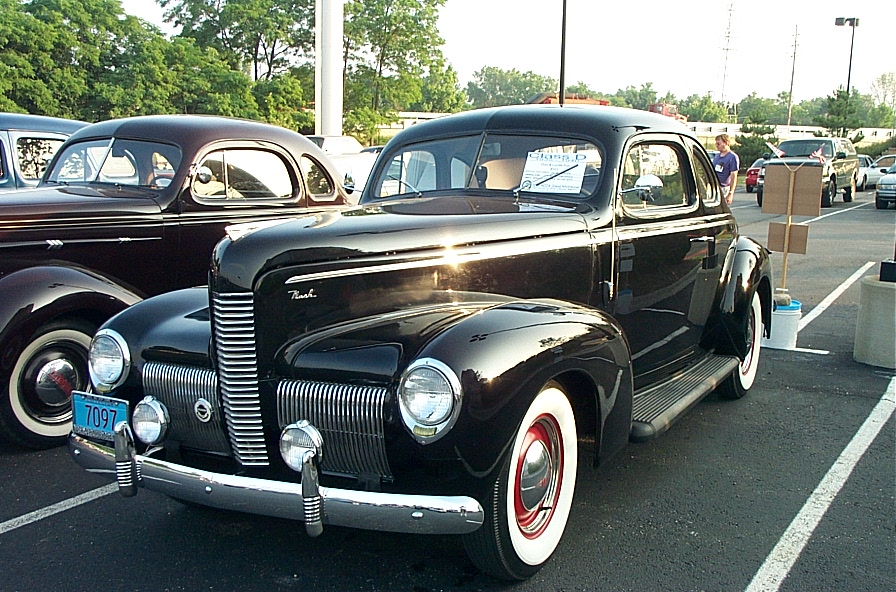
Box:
[212,194,597,292]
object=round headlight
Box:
[279,420,324,473]
[88,329,130,393]
[132,396,169,445]
[398,358,462,443]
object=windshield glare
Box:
[371,134,603,200]
[47,138,183,188]
[777,140,833,158]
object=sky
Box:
[120,0,894,104]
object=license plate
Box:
[72,391,129,441]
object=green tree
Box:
[614,83,657,110]
[161,0,314,80]
[344,0,445,113]
[252,71,314,130]
[409,57,466,113]
[735,123,778,172]
[678,94,727,123]
[465,66,557,108]
[814,88,863,137]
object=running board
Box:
[630,355,739,442]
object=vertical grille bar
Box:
[277,379,391,479]
[211,292,269,466]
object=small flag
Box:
[809,146,825,164]
[765,142,785,157]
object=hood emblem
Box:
[289,288,318,300]
[194,398,213,423]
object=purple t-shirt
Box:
[712,151,739,187]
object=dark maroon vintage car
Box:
[0,115,353,448]
[69,105,774,579]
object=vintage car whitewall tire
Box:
[0,321,94,448]
[463,381,578,579]
[720,292,762,400]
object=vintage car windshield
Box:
[370,133,603,200]
[46,138,183,189]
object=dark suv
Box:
[757,137,859,207]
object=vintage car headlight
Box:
[132,396,169,445]
[398,358,462,443]
[88,329,130,393]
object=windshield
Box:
[46,138,183,188]
[369,133,603,200]
[776,140,833,158]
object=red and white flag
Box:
[809,146,825,164]
[765,142,785,157]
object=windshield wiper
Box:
[386,175,423,198]
[510,164,579,198]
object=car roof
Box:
[0,112,88,134]
[385,104,694,147]
[65,114,322,158]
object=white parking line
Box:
[745,377,896,592]
[0,483,117,535]
[799,262,876,331]
[805,202,869,224]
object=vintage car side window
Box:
[301,155,334,196]
[16,137,65,181]
[194,149,293,200]
[620,143,689,212]
[692,148,720,206]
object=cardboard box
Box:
[762,164,823,217]
[768,221,809,254]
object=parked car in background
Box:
[861,153,896,191]
[0,113,87,192]
[756,137,859,207]
[306,134,364,155]
[745,158,763,193]
[70,105,773,580]
[875,166,896,209]
[0,115,353,448]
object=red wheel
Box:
[464,382,577,579]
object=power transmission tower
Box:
[720,3,734,112]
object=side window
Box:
[620,143,690,212]
[301,155,334,196]
[194,149,294,200]
[16,137,65,181]
[693,147,720,206]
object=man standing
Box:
[712,134,739,204]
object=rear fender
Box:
[412,299,633,481]
[0,266,142,378]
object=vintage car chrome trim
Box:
[69,433,485,535]
[211,292,269,466]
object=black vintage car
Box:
[0,115,353,448]
[0,112,87,192]
[69,105,774,579]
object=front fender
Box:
[705,236,773,358]
[414,299,633,480]
[0,266,142,378]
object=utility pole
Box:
[787,26,798,127]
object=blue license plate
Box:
[72,391,129,441]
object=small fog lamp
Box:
[279,420,324,473]
[132,396,169,445]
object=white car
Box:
[859,153,896,191]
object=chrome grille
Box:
[277,379,392,479]
[142,362,230,454]
[211,292,269,466]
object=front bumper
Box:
[69,432,484,536]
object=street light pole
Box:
[834,17,859,102]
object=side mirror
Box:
[762,152,771,160]
[195,166,213,184]
[343,172,355,194]
[835,151,847,160]
[634,174,663,202]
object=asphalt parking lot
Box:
[1,186,893,591]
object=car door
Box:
[611,135,716,388]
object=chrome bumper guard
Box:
[69,430,484,536]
